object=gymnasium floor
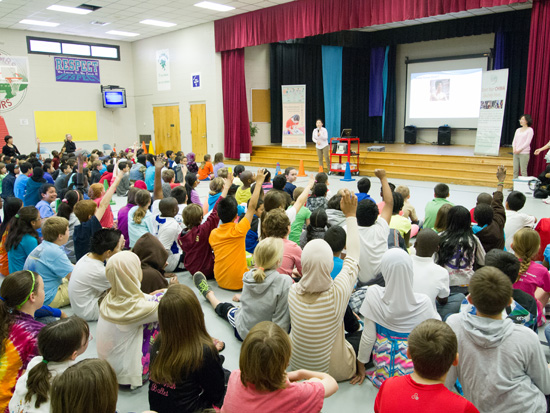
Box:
[62,165,550,412]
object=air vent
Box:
[90,21,109,26]
[78,4,102,12]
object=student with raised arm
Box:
[208,169,266,290]
[73,157,124,261]
[357,169,393,285]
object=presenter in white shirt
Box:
[312,119,330,173]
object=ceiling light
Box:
[106,30,140,37]
[47,5,93,14]
[140,19,177,27]
[194,1,235,12]
[20,19,60,27]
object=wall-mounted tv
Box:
[102,87,126,108]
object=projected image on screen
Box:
[409,69,481,120]
[405,57,487,129]
[430,79,449,101]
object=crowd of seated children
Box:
[8,141,550,413]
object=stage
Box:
[228,143,514,188]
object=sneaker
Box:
[193,272,211,298]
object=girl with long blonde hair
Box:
[512,228,550,326]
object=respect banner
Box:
[282,85,306,147]
[54,57,100,83]
[474,69,509,156]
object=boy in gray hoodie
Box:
[445,266,550,413]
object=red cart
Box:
[329,137,360,175]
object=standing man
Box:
[60,133,76,155]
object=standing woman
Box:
[512,114,534,179]
[2,135,20,158]
[312,119,330,173]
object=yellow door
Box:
[153,105,180,154]
[190,103,207,161]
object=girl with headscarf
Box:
[133,233,177,293]
[288,191,361,382]
[351,248,440,388]
[96,251,164,388]
[186,152,198,174]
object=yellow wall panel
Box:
[34,111,98,142]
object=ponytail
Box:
[513,228,540,280]
[133,190,151,225]
[252,237,284,283]
[57,190,80,221]
[0,271,39,354]
[4,206,40,251]
[25,316,89,408]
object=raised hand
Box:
[374,169,386,180]
[496,165,506,182]
[340,189,358,217]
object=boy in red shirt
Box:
[374,319,478,413]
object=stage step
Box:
[230,144,514,188]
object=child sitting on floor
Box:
[194,237,292,340]
[235,171,254,205]
[9,316,90,413]
[263,209,302,278]
[178,175,232,280]
[208,169,265,290]
[374,319,479,413]
[324,226,346,280]
[445,267,550,412]
[150,197,184,272]
[220,321,338,412]
[197,154,215,181]
[300,208,329,249]
[306,183,328,212]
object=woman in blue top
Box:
[6,206,42,273]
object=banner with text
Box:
[282,85,306,147]
[156,49,171,91]
[54,57,100,83]
[474,69,509,156]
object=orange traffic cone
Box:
[141,141,148,154]
[318,165,323,173]
[297,160,307,177]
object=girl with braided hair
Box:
[512,228,550,326]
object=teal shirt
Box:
[423,198,453,229]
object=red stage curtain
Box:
[525,0,550,176]
[221,49,251,159]
[214,0,527,52]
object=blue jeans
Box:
[436,293,466,321]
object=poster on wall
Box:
[156,49,171,91]
[281,85,306,147]
[0,50,30,113]
[474,69,509,156]
[54,57,100,83]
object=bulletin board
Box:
[34,111,98,142]
[251,89,271,123]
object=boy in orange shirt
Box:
[205,168,266,290]
[197,154,215,181]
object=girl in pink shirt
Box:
[220,321,338,413]
[512,228,550,326]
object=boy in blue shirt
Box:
[355,177,376,203]
[24,216,73,308]
[324,225,346,279]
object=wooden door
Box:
[190,103,207,161]
[153,105,180,154]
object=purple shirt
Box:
[117,203,135,249]
[213,162,225,177]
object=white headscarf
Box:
[294,239,334,294]
[360,248,440,333]
[99,251,158,325]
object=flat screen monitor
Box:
[102,89,126,108]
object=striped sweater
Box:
[288,217,360,381]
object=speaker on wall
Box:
[404,125,417,144]
[438,125,451,146]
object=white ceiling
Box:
[0,0,295,42]
[355,1,532,33]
